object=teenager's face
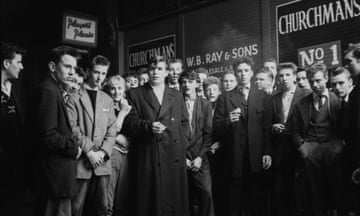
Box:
[169,62,183,84]
[52,54,77,88]
[264,61,277,77]
[88,65,109,89]
[149,61,168,86]
[109,80,126,102]
[223,73,238,92]
[330,73,353,98]
[181,78,197,96]
[205,84,221,103]
[254,73,272,91]
[235,63,253,86]
[309,71,328,95]
[296,71,311,89]
[3,53,24,79]
[126,76,139,89]
[345,51,360,76]
[278,68,296,91]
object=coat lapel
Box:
[158,86,174,118]
[299,95,312,129]
[274,94,283,123]
[143,84,161,114]
[79,88,94,123]
[229,90,241,109]
[95,91,104,126]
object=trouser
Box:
[44,198,72,216]
[297,139,345,215]
[106,150,129,216]
[72,175,110,216]
[270,162,295,216]
[188,162,215,216]
[226,173,267,216]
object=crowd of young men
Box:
[1,41,360,216]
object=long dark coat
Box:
[123,84,190,216]
[265,87,312,167]
[213,87,270,178]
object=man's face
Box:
[88,65,109,89]
[126,76,139,89]
[296,71,311,89]
[180,78,197,96]
[278,68,296,91]
[149,62,168,86]
[109,80,126,102]
[309,71,328,95]
[53,54,77,88]
[254,73,272,91]
[345,51,360,76]
[3,53,24,79]
[330,73,353,98]
[223,73,238,92]
[169,62,183,84]
[139,73,149,86]
[264,61,277,77]
[205,84,221,103]
[235,63,253,86]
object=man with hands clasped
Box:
[67,55,117,216]
[213,57,272,216]
[180,70,214,216]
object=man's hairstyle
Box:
[169,58,183,66]
[203,76,221,90]
[232,56,255,71]
[331,66,352,79]
[148,55,168,69]
[345,43,360,59]
[1,42,26,68]
[179,70,197,82]
[137,67,148,75]
[103,75,126,95]
[195,67,208,75]
[91,55,110,69]
[297,67,306,73]
[264,58,277,65]
[307,62,328,79]
[49,45,79,64]
[223,71,236,78]
[124,70,138,78]
[256,67,274,81]
[278,62,298,75]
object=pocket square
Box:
[102,108,110,112]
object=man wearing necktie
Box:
[213,57,271,216]
[292,62,345,216]
[265,63,312,216]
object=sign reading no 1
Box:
[298,41,341,69]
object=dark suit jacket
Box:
[185,96,212,163]
[213,87,270,178]
[265,87,312,167]
[123,84,189,216]
[35,76,79,198]
[292,91,342,148]
[346,85,360,167]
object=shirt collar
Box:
[313,88,329,100]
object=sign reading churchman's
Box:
[62,12,98,47]
[276,0,360,68]
[127,35,176,70]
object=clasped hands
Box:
[86,149,106,168]
[272,123,285,134]
[186,157,202,172]
[152,121,167,134]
